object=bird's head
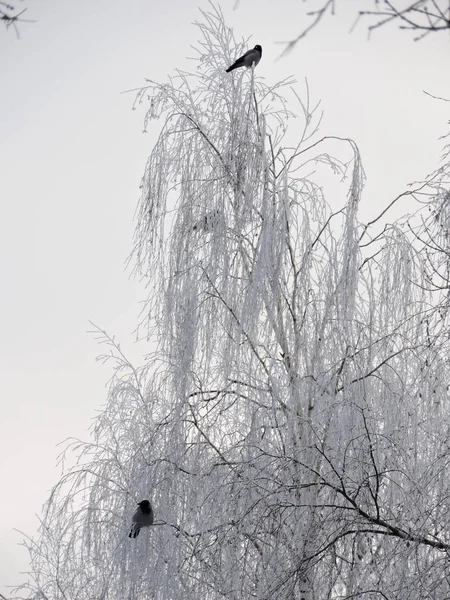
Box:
[254,45,262,53]
[138,500,152,515]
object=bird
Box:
[129,499,154,538]
[225,45,262,73]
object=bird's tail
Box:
[129,525,140,538]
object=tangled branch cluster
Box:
[281,0,450,53]
[1,1,33,35]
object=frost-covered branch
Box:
[277,0,450,54]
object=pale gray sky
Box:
[1,0,448,594]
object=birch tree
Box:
[19,5,450,600]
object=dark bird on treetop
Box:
[225,45,262,73]
[129,499,154,538]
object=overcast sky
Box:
[1,0,449,594]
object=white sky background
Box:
[0,0,448,593]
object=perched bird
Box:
[129,499,154,538]
[225,45,262,73]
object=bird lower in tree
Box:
[225,45,262,73]
[129,499,154,538]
